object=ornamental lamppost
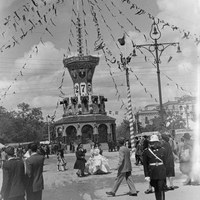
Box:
[132,21,181,130]
[118,52,135,151]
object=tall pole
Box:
[135,112,138,134]
[46,116,50,143]
[154,39,164,125]
[125,67,135,151]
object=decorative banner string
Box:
[0,1,65,102]
[87,0,104,50]
[135,45,193,96]
[109,0,145,36]
[81,0,89,55]
[102,48,127,110]
[120,0,200,45]
[0,45,39,102]
[91,0,122,60]
[0,0,65,53]
[66,0,77,55]
[88,0,127,110]
[129,68,158,103]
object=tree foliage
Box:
[116,119,143,139]
[0,103,47,144]
[117,111,187,138]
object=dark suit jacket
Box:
[26,153,44,193]
[1,157,25,199]
[117,145,132,173]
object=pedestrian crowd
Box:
[105,132,193,200]
[0,143,44,200]
[0,131,194,200]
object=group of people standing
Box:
[106,132,193,200]
[0,143,44,200]
[73,142,110,177]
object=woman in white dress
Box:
[85,143,110,175]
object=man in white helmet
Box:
[142,134,167,200]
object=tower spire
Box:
[76,0,83,57]
[76,14,83,56]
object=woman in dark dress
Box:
[161,134,175,190]
[74,143,87,177]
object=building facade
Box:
[138,95,196,129]
[54,16,116,144]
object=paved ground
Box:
[1,151,200,200]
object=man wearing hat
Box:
[0,146,25,200]
[143,134,167,200]
[106,137,137,197]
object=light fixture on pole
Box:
[118,33,136,151]
[133,21,181,130]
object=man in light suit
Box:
[106,137,138,196]
[0,146,25,200]
[25,143,44,200]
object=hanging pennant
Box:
[118,34,125,45]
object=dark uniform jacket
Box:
[143,146,167,180]
[1,157,25,200]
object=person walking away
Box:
[143,134,167,200]
[0,146,25,200]
[74,143,87,177]
[161,134,175,190]
[135,137,143,165]
[25,143,44,200]
[45,145,50,159]
[57,149,67,171]
[178,132,193,185]
[106,137,138,196]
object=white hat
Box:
[149,135,159,142]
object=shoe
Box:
[81,174,86,177]
[76,172,81,177]
[106,191,115,196]
[144,189,153,194]
[168,186,174,190]
[128,192,137,196]
[183,179,191,185]
[164,186,169,191]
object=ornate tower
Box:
[54,13,116,144]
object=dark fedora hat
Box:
[183,132,191,140]
[5,146,15,156]
[161,134,169,142]
[117,137,125,145]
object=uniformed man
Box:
[143,134,167,200]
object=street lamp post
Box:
[132,21,181,129]
[46,116,51,143]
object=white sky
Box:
[0,0,199,125]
